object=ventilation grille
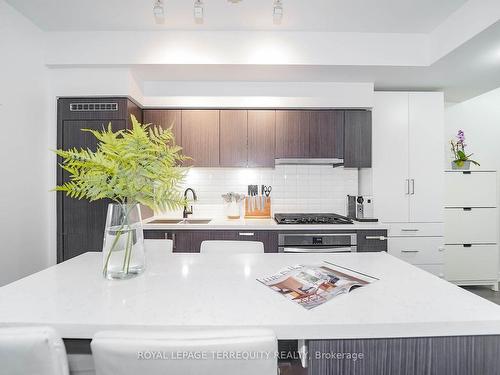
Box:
[69,102,118,112]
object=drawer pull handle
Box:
[401,250,420,253]
[401,229,419,232]
[239,232,255,236]
[463,244,472,248]
[463,207,472,211]
[365,236,386,240]
[463,171,472,175]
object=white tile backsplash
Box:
[161,165,358,218]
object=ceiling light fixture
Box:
[194,0,204,24]
[273,0,283,25]
[153,0,165,24]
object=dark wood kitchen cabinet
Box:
[181,110,220,167]
[248,110,276,167]
[344,110,372,168]
[143,109,182,145]
[309,111,345,159]
[144,230,278,253]
[57,97,140,262]
[219,110,248,167]
[275,110,310,158]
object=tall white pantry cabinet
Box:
[372,92,445,277]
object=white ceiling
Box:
[131,19,500,102]
[7,0,466,33]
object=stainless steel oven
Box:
[278,233,357,253]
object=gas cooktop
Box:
[274,213,353,225]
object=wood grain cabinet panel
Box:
[60,119,126,261]
[181,110,220,167]
[144,230,278,253]
[344,110,372,168]
[275,110,310,158]
[309,110,344,158]
[248,110,276,167]
[220,110,248,167]
[143,109,182,145]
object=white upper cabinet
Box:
[373,91,444,223]
[408,92,444,222]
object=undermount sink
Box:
[147,218,212,225]
[181,219,212,224]
[147,219,184,224]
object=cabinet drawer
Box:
[417,264,445,279]
[445,244,499,281]
[445,171,497,207]
[387,223,444,237]
[445,208,497,244]
[388,237,444,265]
[357,230,387,252]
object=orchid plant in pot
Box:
[54,115,187,280]
[450,130,480,170]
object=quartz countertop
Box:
[1,249,499,340]
[142,217,388,231]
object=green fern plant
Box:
[53,115,187,211]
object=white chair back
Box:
[91,328,277,375]
[0,326,69,375]
[200,240,264,254]
[144,239,173,253]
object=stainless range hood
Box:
[274,158,344,167]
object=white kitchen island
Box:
[1,249,500,374]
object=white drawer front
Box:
[445,171,497,207]
[388,237,444,265]
[445,208,498,244]
[445,244,499,281]
[387,223,444,237]
[417,264,445,279]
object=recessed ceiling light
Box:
[273,0,283,25]
[153,0,165,24]
[194,0,204,24]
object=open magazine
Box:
[257,262,378,310]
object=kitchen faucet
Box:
[183,188,198,218]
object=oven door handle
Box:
[280,246,356,253]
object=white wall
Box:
[0,1,50,286]
[143,81,374,108]
[44,31,430,67]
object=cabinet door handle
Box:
[401,228,419,232]
[463,207,472,211]
[410,179,415,195]
[401,250,420,253]
[365,236,386,240]
[239,232,255,237]
[463,244,472,248]
[405,179,410,195]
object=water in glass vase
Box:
[102,203,145,280]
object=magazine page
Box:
[257,262,377,310]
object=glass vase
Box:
[102,203,145,280]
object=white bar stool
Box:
[144,239,173,253]
[200,240,264,254]
[91,328,277,375]
[0,326,70,375]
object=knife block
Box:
[244,197,271,219]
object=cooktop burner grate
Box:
[274,213,353,225]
